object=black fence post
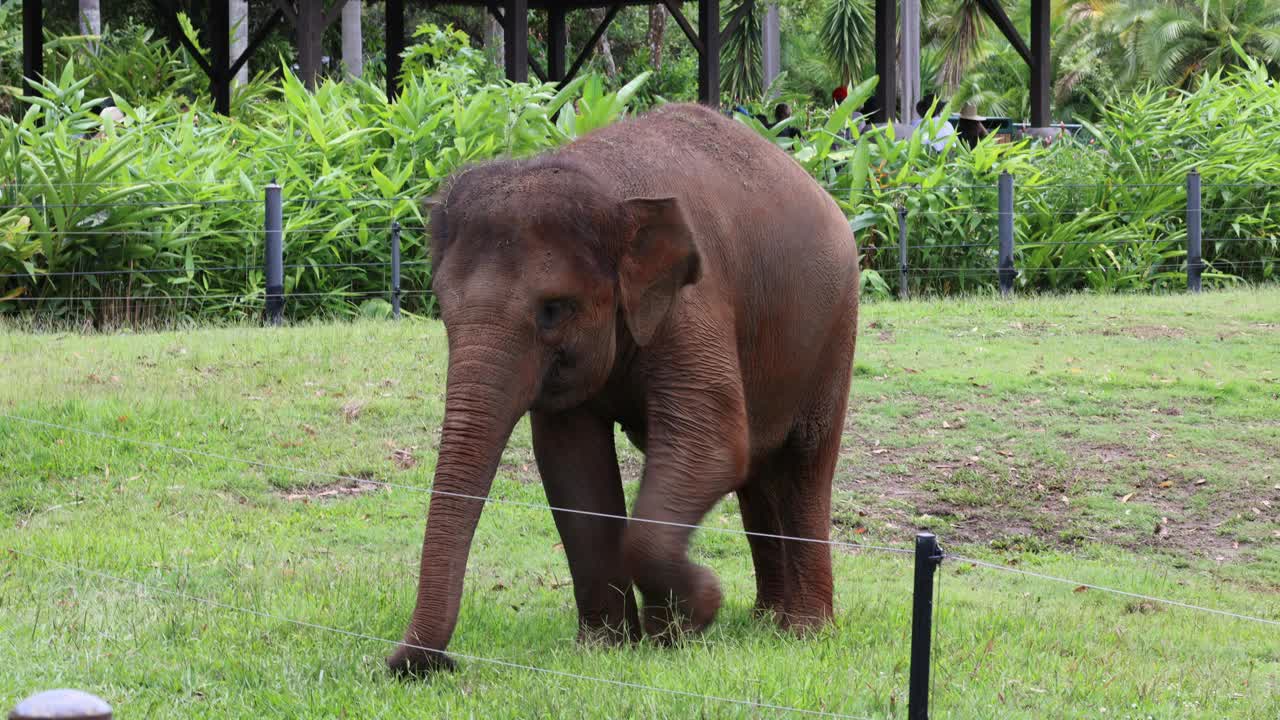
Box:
[1187,170,1202,293]
[998,171,1015,297]
[264,183,284,326]
[898,204,909,300]
[10,688,112,720]
[390,221,402,320]
[908,532,943,720]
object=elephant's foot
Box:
[774,602,834,637]
[386,643,457,678]
[640,565,723,644]
[576,615,640,647]
[750,587,788,621]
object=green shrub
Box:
[2,20,1277,326]
[0,23,649,326]
[750,63,1279,298]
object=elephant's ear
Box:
[423,193,448,273]
[618,196,702,346]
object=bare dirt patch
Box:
[279,476,384,502]
[1098,324,1187,340]
[836,396,1263,563]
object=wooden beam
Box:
[874,0,896,121]
[211,0,231,114]
[1029,0,1051,127]
[698,0,720,106]
[662,0,703,57]
[548,6,567,81]
[22,0,43,95]
[150,0,212,76]
[297,0,324,88]
[564,3,621,85]
[975,0,1032,67]
[230,9,286,79]
[386,0,404,98]
[503,0,529,82]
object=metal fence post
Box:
[908,532,943,720]
[998,171,1015,297]
[1187,170,1202,293]
[264,183,284,326]
[898,204,909,300]
[10,689,112,720]
[390,221,402,320]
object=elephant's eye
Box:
[537,299,574,330]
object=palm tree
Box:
[819,0,872,88]
[1060,0,1280,92]
[1141,0,1280,87]
[722,0,765,101]
[927,0,996,93]
[648,5,668,71]
[79,0,101,54]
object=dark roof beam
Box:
[22,0,44,96]
[661,0,703,56]
[229,9,287,80]
[564,3,623,86]
[975,0,1032,67]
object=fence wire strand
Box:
[2,290,437,303]
[0,413,910,557]
[949,555,1280,628]
[7,548,871,720]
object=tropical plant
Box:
[0,24,654,327]
[721,0,765,102]
[819,0,873,88]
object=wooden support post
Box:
[210,0,231,114]
[874,0,896,122]
[343,0,364,78]
[762,3,780,92]
[386,0,404,99]
[23,0,44,96]
[698,0,720,106]
[548,6,567,82]
[297,0,325,89]
[1029,0,1051,128]
[503,0,529,82]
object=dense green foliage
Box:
[1,16,1277,323]
[0,26,650,324]
[798,67,1280,297]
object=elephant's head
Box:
[387,157,701,674]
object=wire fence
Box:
[2,174,1278,327]
[3,407,1277,718]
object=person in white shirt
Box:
[910,94,955,152]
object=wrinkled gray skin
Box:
[387,102,859,675]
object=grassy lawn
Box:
[1,289,1277,719]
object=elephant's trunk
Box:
[388,329,537,674]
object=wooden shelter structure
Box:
[20,0,1058,129]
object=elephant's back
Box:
[557,102,855,277]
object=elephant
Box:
[387,102,860,675]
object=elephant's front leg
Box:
[624,380,750,641]
[531,409,641,644]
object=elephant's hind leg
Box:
[532,409,641,644]
[737,465,790,618]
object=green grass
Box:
[1,289,1278,719]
